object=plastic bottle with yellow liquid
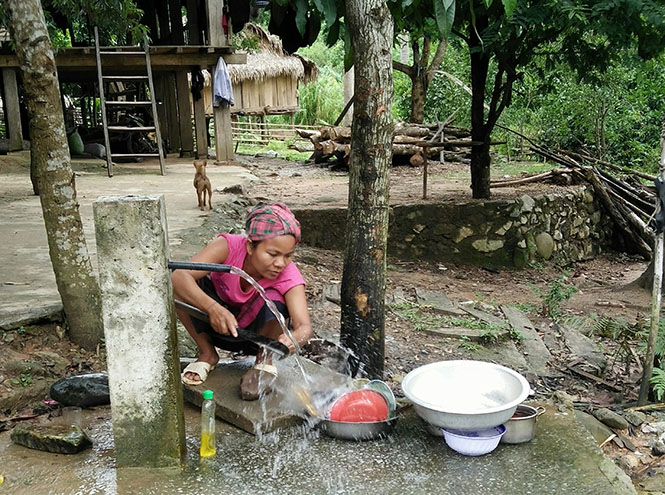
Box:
[200,390,216,457]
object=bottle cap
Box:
[203,390,213,400]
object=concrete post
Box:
[93,195,186,469]
[342,67,354,127]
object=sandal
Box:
[240,363,278,401]
[181,361,216,386]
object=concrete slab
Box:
[182,357,351,435]
[0,153,257,321]
[501,305,558,377]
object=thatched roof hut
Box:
[199,23,318,116]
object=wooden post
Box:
[175,71,194,157]
[2,69,24,151]
[164,72,181,154]
[193,87,208,158]
[639,117,665,405]
[422,146,428,199]
[207,0,233,162]
[153,75,170,154]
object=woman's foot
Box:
[182,352,219,385]
[240,362,278,400]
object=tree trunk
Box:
[341,0,394,379]
[469,21,492,199]
[7,0,104,350]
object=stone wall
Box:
[294,185,614,268]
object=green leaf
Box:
[314,0,338,28]
[483,0,494,8]
[326,20,341,46]
[501,0,517,17]
[433,0,456,39]
[295,0,308,36]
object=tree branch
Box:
[426,38,448,85]
[392,60,413,77]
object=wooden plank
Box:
[186,0,201,44]
[193,93,208,158]
[2,69,23,151]
[152,75,169,147]
[421,326,509,341]
[163,72,181,152]
[214,100,233,162]
[0,50,245,71]
[175,71,194,156]
[206,0,225,46]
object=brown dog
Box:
[193,159,212,211]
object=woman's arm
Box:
[171,236,239,337]
[279,284,313,353]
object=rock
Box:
[220,184,246,195]
[652,433,665,456]
[553,390,576,412]
[10,424,92,454]
[322,282,341,305]
[49,373,110,407]
[535,232,554,259]
[625,410,646,427]
[593,408,629,430]
[616,453,641,472]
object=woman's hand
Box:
[206,302,239,337]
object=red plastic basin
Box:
[329,389,389,423]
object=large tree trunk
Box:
[469,18,492,199]
[341,0,394,379]
[7,0,104,350]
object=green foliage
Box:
[533,271,577,321]
[235,140,311,162]
[295,66,343,126]
[650,367,665,401]
[43,0,147,46]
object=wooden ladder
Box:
[93,27,166,177]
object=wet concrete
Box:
[183,357,350,435]
[0,401,635,494]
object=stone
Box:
[556,323,607,372]
[219,184,246,195]
[494,221,513,235]
[593,408,629,430]
[322,281,341,305]
[471,239,504,252]
[415,289,466,316]
[652,434,665,456]
[625,410,646,427]
[50,373,110,407]
[535,232,554,259]
[616,453,641,472]
[11,424,92,454]
[520,195,536,212]
[501,305,556,377]
[453,226,473,243]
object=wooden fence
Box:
[231,120,319,148]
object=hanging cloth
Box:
[213,56,234,107]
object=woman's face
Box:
[246,235,297,280]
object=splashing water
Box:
[228,266,311,385]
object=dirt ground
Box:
[1,152,663,488]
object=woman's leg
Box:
[174,278,222,382]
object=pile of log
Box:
[490,135,657,258]
[296,122,476,167]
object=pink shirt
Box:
[209,234,305,328]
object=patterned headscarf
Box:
[245,203,301,243]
